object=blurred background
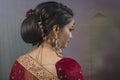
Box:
[0,0,120,80]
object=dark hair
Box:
[21,1,73,46]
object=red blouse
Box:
[10,55,84,80]
[56,58,84,80]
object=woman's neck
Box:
[36,41,62,64]
[40,41,53,49]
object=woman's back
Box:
[9,1,84,80]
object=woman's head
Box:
[58,19,75,48]
[21,1,74,48]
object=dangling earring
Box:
[46,26,63,57]
[53,27,63,57]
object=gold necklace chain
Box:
[36,45,44,64]
[36,44,63,65]
[53,48,63,57]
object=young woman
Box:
[10,1,84,80]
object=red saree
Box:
[10,54,84,80]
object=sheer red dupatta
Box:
[9,54,59,80]
[9,61,38,80]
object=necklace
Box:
[36,44,44,64]
[52,47,63,57]
[36,43,63,65]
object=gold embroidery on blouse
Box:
[17,54,59,80]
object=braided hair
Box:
[21,1,73,47]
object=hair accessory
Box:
[26,9,34,17]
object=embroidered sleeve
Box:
[56,58,84,80]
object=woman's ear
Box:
[52,25,59,34]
